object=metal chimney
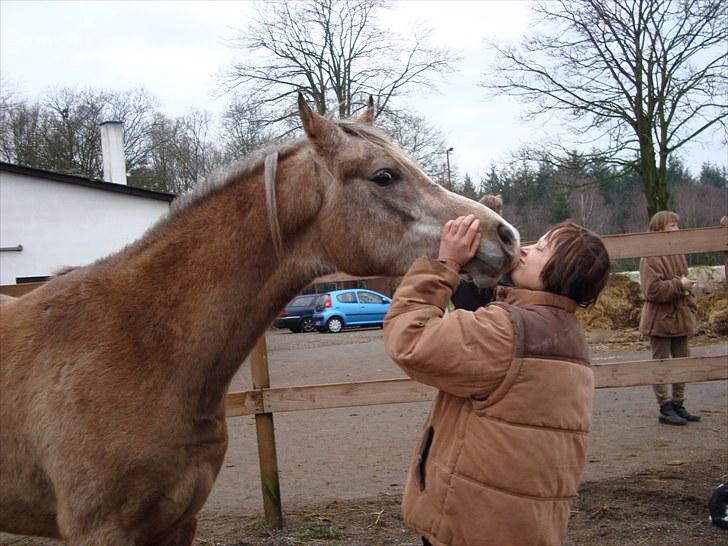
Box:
[99,121,127,185]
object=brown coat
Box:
[384,257,594,546]
[638,255,697,337]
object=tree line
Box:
[2,81,722,240]
[466,153,725,243]
[0,85,452,194]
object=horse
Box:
[0,94,519,545]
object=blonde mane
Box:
[165,119,416,260]
[264,151,283,257]
[169,137,303,215]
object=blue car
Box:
[312,289,392,333]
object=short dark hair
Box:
[540,221,610,307]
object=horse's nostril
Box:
[497,223,515,249]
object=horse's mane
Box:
[93,118,415,268]
[169,137,304,216]
[171,118,414,217]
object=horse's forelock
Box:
[336,120,420,175]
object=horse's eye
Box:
[370,169,399,187]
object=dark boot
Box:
[659,403,687,425]
[673,402,701,422]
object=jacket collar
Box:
[498,287,579,313]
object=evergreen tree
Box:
[699,162,727,188]
[461,174,478,200]
[550,191,571,224]
[666,156,694,191]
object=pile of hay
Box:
[697,291,728,335]
[577,274,642,330]
[577,274,728,335]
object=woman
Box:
[639,210,699,425]
[384,216,610,546]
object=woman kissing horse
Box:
[0,94,519,545]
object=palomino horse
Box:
[0,95,518,545]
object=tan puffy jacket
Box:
[638,254,697,337]
[384,257,594,546]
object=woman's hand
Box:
[680,277,695,291]
[438,214,481,270]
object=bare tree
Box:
[171,110,225,193]
[222,0,457,120]
[483,0,727,217]
[42,88,107,176]
[106,88,160,173]
[568,186,609,233]
[378,109,448,177]
[1,87,160,180]
[0,86,44,166]
[220,94,276,160]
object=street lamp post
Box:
[445,147,454,190]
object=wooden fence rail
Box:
[600,225,725,259]
[225,355,728,417]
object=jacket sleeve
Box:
[639,256,682,303]
[383,257,514,399]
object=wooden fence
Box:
[1,226,727,528]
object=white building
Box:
[0,162,174,286]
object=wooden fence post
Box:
[250,335,283,529]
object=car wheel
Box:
[301,318,315,333]
[326,317,344,333]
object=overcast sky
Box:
[1,0,725,181]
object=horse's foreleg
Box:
[60,516,198,546]
[149,517,197,546]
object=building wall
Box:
[0,170,170,285]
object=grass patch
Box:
[294,518,344,541]
[245,517,266,532]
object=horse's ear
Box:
[357,96,375,125]
[298,92,343,155]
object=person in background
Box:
[451,194,507,311]
[384,216,610,546]
[478,194,503,216]
[639,210,700,426]
[721,216,727,287]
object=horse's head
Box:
[295,94,519,287]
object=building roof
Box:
[0,162,176,202]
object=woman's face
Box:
[664,220,679,231]
[510,233,555,291]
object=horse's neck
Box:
[103,154,326,415]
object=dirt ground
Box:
[2,328,726,546]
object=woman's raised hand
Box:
[438,214,481,269]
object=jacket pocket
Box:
[416,426,435,492]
